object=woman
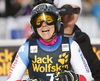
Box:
[7,3,92,81]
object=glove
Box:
[54,70,79,81]
[23,76,44,81]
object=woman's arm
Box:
[7,42,29,81]
[69,38,93,81]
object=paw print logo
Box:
[58,52,69,65]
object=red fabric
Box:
[79,75,87,81]
[16,80,22,81]
[39,34,58,45]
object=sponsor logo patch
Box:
[62,44,69,51]
[30,46,38,53]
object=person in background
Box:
[54,0,100,81]
[7,3,93,81]
[0,0,6,17]
[5,0,34,17]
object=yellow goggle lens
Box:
[36,13,53,26]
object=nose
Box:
[41,22,47,27]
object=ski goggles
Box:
[32,12,57,28]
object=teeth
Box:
[42,29,49,32]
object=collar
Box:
[39,34,58,45]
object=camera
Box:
[58,5,80,16]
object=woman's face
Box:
[61,5,80,27]
[37,22,55,40]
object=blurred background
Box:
[0,0,100,39]
[0,0,100,80]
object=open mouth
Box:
[42,29,50,32]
